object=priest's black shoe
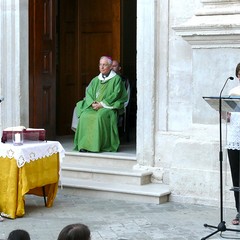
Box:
[79,149,88,152]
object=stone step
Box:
[61,162,152,185]
[60,148,171,204]
[60,178,171,204]
[63,151,136,169]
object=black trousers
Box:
[228,149,240,212]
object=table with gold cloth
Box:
[0,140,65,219]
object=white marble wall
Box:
[0,0,28,130]
[137,0,240,206]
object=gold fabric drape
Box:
[0,153,59,219]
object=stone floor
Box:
[1,188,240,240]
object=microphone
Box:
[0,97,4,103]
[220,76,234,98]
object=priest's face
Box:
[99,57,112,75]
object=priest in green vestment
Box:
[73,56,128,152]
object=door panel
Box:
[57,0,79,135]
[29,0,56,139]
[81,33,112,85]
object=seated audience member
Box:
[73,56,128,152]
[112,59,122,75]
[7,229,31,240]
[112,59,130,107]
[57,223,91,240]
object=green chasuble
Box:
[74,71,128,152]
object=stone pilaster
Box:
[136,0,157,167]
[0,0,28,130]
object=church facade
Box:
[1,0,240,207]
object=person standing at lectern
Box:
[226,63,240,225]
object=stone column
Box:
[0,0,28,130]
[136,0,157,166]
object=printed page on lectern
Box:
[203,96,240,112]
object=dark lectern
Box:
[202,96,240,240]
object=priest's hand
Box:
[92,102,103,110]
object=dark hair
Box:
[7,229,30,240]
[57,223,91,240]
[235,63,240,77]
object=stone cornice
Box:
[196,1,240,15]
[173,1,240,48]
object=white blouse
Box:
[226,112,240,150]
[227,86,240,150]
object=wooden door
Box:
[29,0,56,139]
[57,0,80,135]
[57,0,120,135]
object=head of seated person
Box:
[112,59,121,75]
[7,229,31,240]
[57,223,91,240]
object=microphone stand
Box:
[202,77,240,240]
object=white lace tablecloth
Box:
[0,140,65,167]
